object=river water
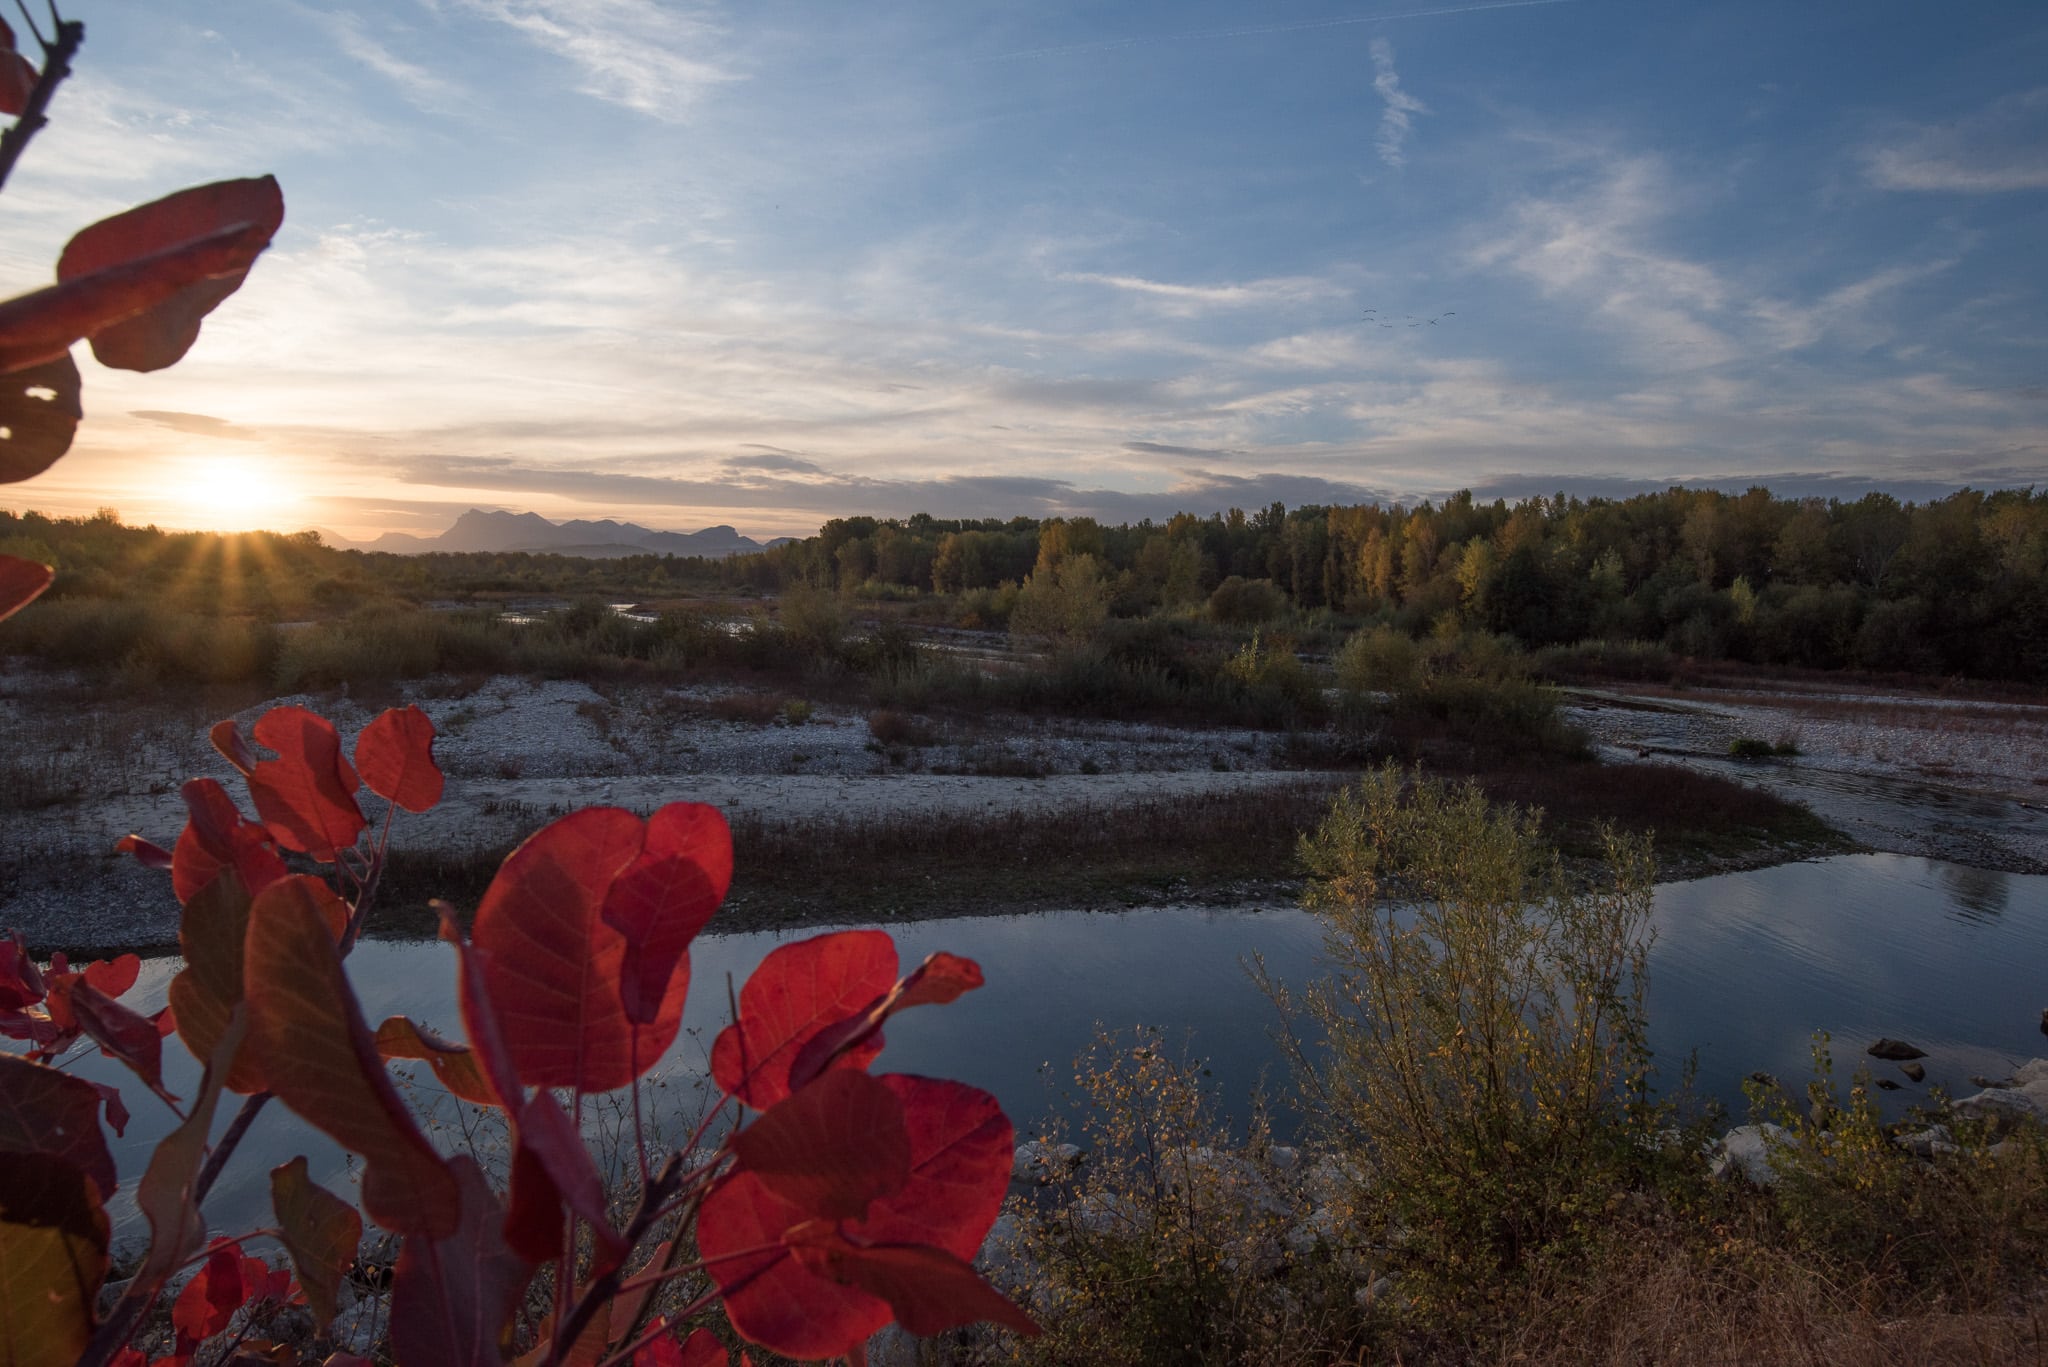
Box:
[52,851,2048,1244]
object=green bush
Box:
[1206,575,1288,625]
[1291,766,1668,1319]
[1334,624,1420,694]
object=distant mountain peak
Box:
[336,508,773,559]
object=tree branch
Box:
[0,8,83,196]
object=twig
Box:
[194,1091,271,1205]
[0,4,82,195]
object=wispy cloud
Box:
[454,0,741,119]
[1864,88,2048,192]
[1057,271,1326,315]
[1371,38,1426,168]
[310,9,471,114]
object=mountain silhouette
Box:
[323,508,787,559]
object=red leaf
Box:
[116,834,175,872]
[137,1011,243,1287]
[67,980,176,1106]
[0,931,45,1011]
[172,778,287,905]
[0,219,275,376]
[0,552,54,620]
[387,1156,535,1367]
[787,1231,1037,1340]
[635,1324,727,1367]
[373,1016,501,1107]
[0,356,81,485]
[601,802,730,1025]
[172,1242,245,1345]
[0,1153,110,1366]
[787,952,985,1096]
[54,176,284,374]
[0,1052,120,1198]
[83,954,140,1000]
[354,705,444,812]
[210,719,256,777]
[270,1156,361,1333]
[509,1089,626,1270]
[0,49,33,118]
[710,931,897,1109]
[731,1070,910,1223]
[471,807,683,1092]
[168,870,269,1095]
[699,1075,1017,1360]
[246,707,365,862]
[243,877,459,1236]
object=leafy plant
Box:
[0,6,283,621]
[1284,765,1666,1320]
[2,702,1038,1364]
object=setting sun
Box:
[170,455,300,532]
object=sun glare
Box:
[173,456,301,532]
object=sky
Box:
[3,0,2045,541]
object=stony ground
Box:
[7,667,2045,949]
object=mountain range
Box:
[316,509,791,559]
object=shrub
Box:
[1289,766,1668,1320]
[1728,736,1775,758]
[1334,623,1420,694]
[1205,575,1287,626]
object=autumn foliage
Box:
[0,14,1035,1364]
[2,703,1037,1364]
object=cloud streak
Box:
[1371,39,1426,168]
[1865,89,2048,192]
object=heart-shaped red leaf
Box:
[81,954,139,1000]
[247,706,365,861]
[710,930,897,1109]
[0,357,81,485]
[472,807,684,1092]
[65,979,174,1106]
[243,877,459,1236]
[211,719,257,777]
[634,1324,728,1367]
[0,47,34,118]
[731,1069,910,1223]
[355,705,444,813]
[601,802,730,1025]
[54,176,284,374]
[0,553,54,620]
[172,1242,246,1346]
[787,951,986,1095]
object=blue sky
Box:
[4,0,2045,539]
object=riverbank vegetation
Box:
[978,769,2048,1366]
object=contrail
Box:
[981,0,1582,65]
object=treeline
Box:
[722,487,2048,680]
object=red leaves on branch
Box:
[242,877,459,1237]
[787,952,985,1096]
[52,176,284,374]
[374,1016,500,1108]
[635,1325,732,1367]
[168,871,268,1094]
[471,806,716,1092]
[354,705,444,812]
[699,1074,1030,1360]
[710,931,898,1109]
[0,552,55,620]
[246,707,365,862]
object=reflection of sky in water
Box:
[39,854,2048,1243]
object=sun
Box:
[172,455,302,532]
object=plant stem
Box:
[0,9,82,195]
[194,1091,271,1204]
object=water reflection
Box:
[27,854,2048,1244]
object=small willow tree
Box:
[1292,765,1664,1313]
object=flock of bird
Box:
[1361,307,1454,327]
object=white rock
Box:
[1952,1080,2048,1129]
[1710,1123,1793,1185]
[1267,1144,1300,1173]
[1896,1123,1955,1159]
